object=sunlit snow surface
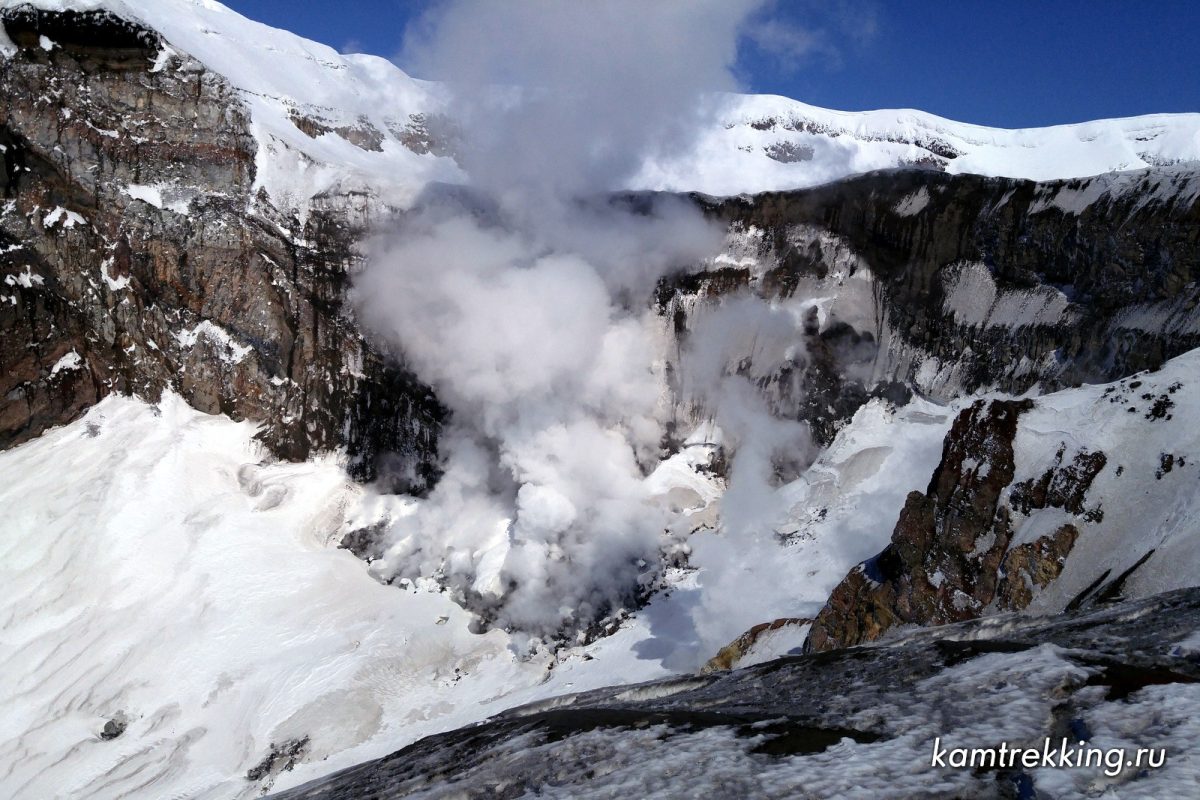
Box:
[7,0,1200,209]
[0,386,955,797]
[7,348,1200,796]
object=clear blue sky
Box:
[223,0,1198,128]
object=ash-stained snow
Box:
[941,261,1076,330]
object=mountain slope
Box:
[808,350,1200,652]
[6,0,1200,210]
[272,588,1200,800]
[3,2,1200,797]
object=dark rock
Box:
[99,713,127,740]
[656,166,1200,450]
[268,588,1200,800]
[995,523,1079,611]
[1009,446,1107,516]
[0,6,442,485]
[248,737,311,789]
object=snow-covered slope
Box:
[8,349,1198,796]
[0,349,887,798]
[274,589,1200,800]
[1010,351,1200,610]
[638,95,1200,196]
[0,395,692,798]
[0,379,956,797]
[1,0,463,213]
[6,0,1199,208]
[4,2,1200,797]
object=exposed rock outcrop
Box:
[702,167,1200,401]
[0,6,442,487]
[805,399,1034,651]
[702,616,812,673]
[658,167,1200,449]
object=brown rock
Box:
[806,398,1032,652]
[702,617,812,673]
[996,524,1080,611]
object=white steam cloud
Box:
[356,0,772,644]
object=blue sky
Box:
[224,0,1198,128]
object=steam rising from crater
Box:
[355,0,772,643]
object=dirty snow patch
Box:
[175,320,254,364]
[893,186,931,216]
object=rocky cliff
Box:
[657,166,1200,451]
[804,350,1198,653]
[0,6,442,488]
[4,2,1198,658]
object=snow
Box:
[942,262,1075,330]
[672,397,954,661]
[728,621,812,669]
[1008,350,1200,611]
[9,0,1200,212]
[148,43,175,73]
[4,266,44,288]
[313,632,1200,800]
[122,183,193,214]
[100,256,130,290]
[893,186,930,216]
[0,396,670,798]
[48,349,83,376]
[636,92,1200,196]
[174,320,254,364]
[0,387,957,797]
[1027,167,1200,216]
[2,0,1199,794]
[4,325,1199,799]
[0,19,17,57]
[42,205,85,228]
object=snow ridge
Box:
[5,0,1199,207]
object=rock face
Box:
[702,616,812,673]
[0,7,441,487]
[270,588,1200,800]
[3,8,1197,654]
[802,345,1200,654]
[5,6,1197,496]
[803,397,1112,652]
[658,167,1200,449]
[806,399,1038,651]
[706,167,1200,394]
